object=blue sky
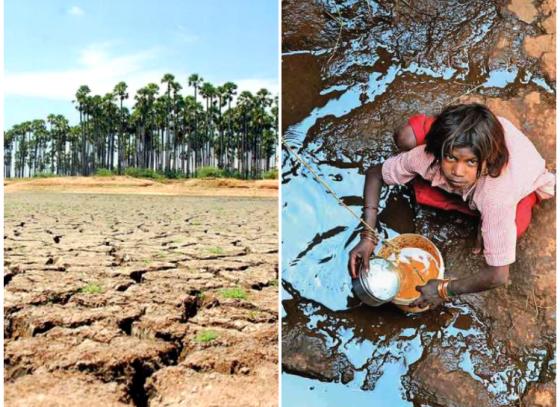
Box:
[4,0,279,130]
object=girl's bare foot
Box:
[472,220,483,254]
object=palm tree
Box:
[101,92,119,171]
[4,129,15,178]
[113,81,129,174]
[161,74,183,171]
[222,81,238,170]
[7,74,276,180]
[253,88,273,177]
[199,82,216,167]
[236,91,254,179]
[54,115,70,175]
[161,73,175,171]
[74,85,91,175]
[47,114,57,173]
[188,74,203,103]
[134,83,160,168]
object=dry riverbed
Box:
[4,189,278,406]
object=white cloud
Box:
[68,6,84,16]
[4,42,278,110]
[4,44,168,103]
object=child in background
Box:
[348,103,555,308]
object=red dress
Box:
[407,114,538,238]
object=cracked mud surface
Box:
[5,192,278,406]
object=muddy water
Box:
[282,0,555,405]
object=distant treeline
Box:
[4,73,278,179]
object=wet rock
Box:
[282,324,354,384]
[522,382,556,407]
[408,353,493,407]
[304,75,473,163]
[282,0,331,52]
[282,53,342,131]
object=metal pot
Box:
[352,258,401,307]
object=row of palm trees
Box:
[4,73,278,179]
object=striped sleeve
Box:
[381,146,434,185]
[481,203,517,266]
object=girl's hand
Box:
[409,279,444,309]
[348,239,376,279]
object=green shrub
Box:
[262,168,278,179]
[95,168,113,176]
[79,282,104,294]
[196,166,224,178]
[33,171,56,178]
[195,330,218,343]
[222,169,242,179]
[220,287,248,300]
[124,167,164,180]
[163,169,184,179]
[207,246,224,255]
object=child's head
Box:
[424,103,509,188]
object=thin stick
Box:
[447,83,484,106]
[325,7,344,66]
[281,138,400,251]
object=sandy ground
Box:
[4,176,278,198]
[4,192,278,406]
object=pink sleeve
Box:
[381,145,434,185]
[481,203,517,266]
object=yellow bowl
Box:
[378,234,445,313]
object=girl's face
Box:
[441,147,480,189]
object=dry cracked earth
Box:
[4,192,278,407]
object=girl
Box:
[348,103,555,309]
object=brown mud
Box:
[4,192,278,406]
[282,0,555,406]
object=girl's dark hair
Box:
[424,103,509,177]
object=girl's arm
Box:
[348,164,383,279]
[410,264,510,308]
